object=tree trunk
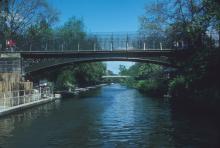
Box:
[4,0,9,13]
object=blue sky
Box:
[48,0,151,73]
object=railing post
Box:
[45,89,48,98]
[9,95,11,107]
[103,41,105,51]
[24,91,26,104]
[11,95,13,107]
[176,41,179,48]
[61,43,64,52]
[40,87,41,100]
[30,44,32,51]
[51,88,54,99]
[28,91,31,103]
[144,42,146,51]
[181,41,184,49]
[111,33,113,51]
[18,91,20,105]
[126,33,128,51]
[78,43,80,52]
[160,42,163,50]
[38,91,40,101]
[153,41,155,50]
[3,94,6,108]
[94,43,96,51]
[45,43,48,51]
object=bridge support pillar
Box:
[0,53,21,74]
[0,53,33,97]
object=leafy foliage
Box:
[140,0,220,111]
[73,63,106,87]
[168,76,187,98]
[119,63,168,97]
[56,69,76,91]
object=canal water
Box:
[0,84,219,148]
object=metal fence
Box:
[0,32,219,52]
[0,87,53,109]
[1,32,176,52]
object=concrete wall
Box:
[0,53,33,93]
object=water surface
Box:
[0,84,219,147]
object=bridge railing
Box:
[1,32,219,52]
[1,32,175,52]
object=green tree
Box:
[56,69,76,91]
[73,63,106,87]
[120,63,167,97]
[57,17,86,51]
[26,19,53,51]
[139,0,220,111]
[119,65,128,75]
[0,0,59,49]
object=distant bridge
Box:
[102,75,131,78]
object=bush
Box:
[168,76,187,98]
[136,79,165,97]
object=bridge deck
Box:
[4,49,176,59]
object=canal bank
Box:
[56,84,108,98]
[0,96,55,117]
[0,53,57,117]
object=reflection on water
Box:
[0,100,61,146]
[0,84,219,148]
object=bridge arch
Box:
[25,57,176,75]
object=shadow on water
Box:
[169,99,220,148]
